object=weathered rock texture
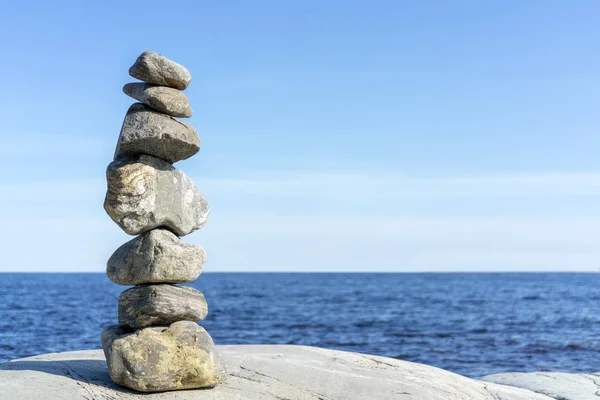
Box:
[129,51,192,90]
[0,346,557,400]
[102,322,225,392]
[115,103,199,163]
[123,83,193,118]
[104,155,209,236]
[484,371,600,400]
[107,229,205,285]
[118,285,207,331]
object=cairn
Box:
[101,51,225,392]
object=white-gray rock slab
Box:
[0,345,553,400]
[483,371,600,400]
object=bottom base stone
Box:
[101,321,226,392]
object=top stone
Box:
[129,51,192,90]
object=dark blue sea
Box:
[1,273,599,378]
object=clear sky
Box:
[1,1,600,272]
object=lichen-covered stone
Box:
[104,155,209,236]
[114,103,198,163]
[118,284,208,330]
[129,51,191,90]
[101,322,225,392]
[107,229,205,285]
[123,83,192,118]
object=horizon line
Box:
[1,270,598,274]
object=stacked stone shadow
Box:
[101,51,225,392]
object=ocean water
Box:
[1,273,599,378]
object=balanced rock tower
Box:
[101,51,225,392]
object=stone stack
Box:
[101,51,225,393]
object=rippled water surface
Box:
[1,273,599,377]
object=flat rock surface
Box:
[0,345,554,400]
[484,371,600,400]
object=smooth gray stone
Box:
[129,51,191,90]
[107,229,205,285]
[101,322,225,392]
[123,83,192,118]
[118,284,208,330]
[115,103,199,163]
[483,371,600,400]
[0,346,553,400]
[104,155,209,236]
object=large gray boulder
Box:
[104,155,209,236]
[102,322,225,392]
[123,83,193,118]
[115,103,199,163]
[129,51,192,90]
[118,284,208,330]
[107,229,205,285]
[0,346,553,400]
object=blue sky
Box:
[1,1,600,272]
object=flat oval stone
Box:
[115,103,199,163]
[118,285,208,331]
[102,322,225,392]
[104,155,209,236]
[107,229,205,285]
[123,83,192,118]
[129,51,191,90]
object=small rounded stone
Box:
[129,51,192,90]
[123,83,193,118]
